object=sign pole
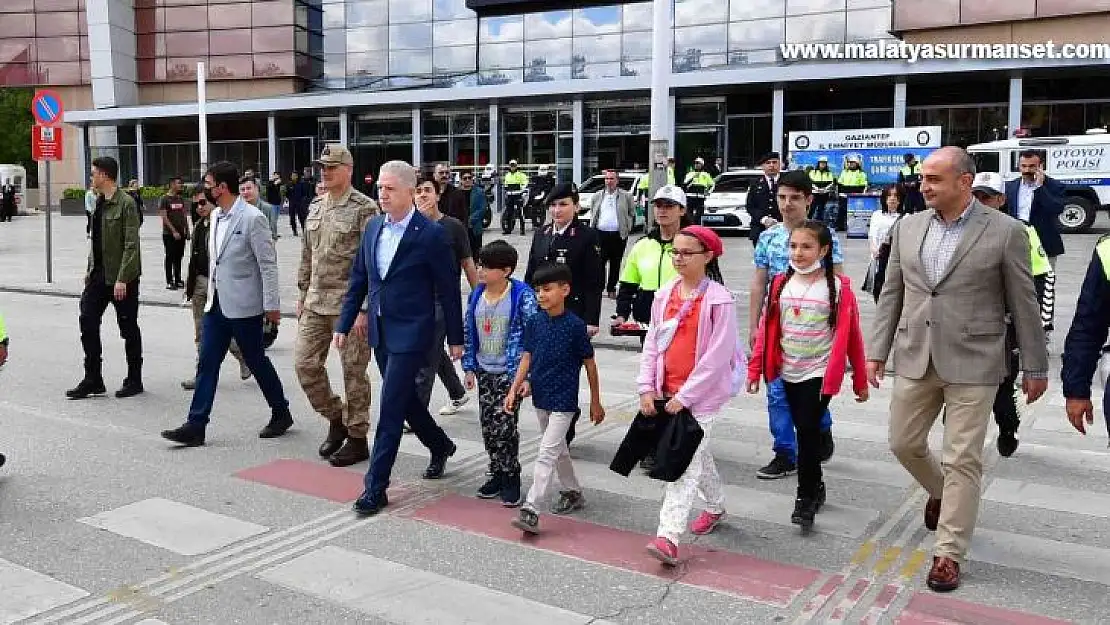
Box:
[45,160,52,283]
[197,62,208,174]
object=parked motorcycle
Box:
[501,183,527,235]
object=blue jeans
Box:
[768,377,832,464]
[187,296,289,427]
[364,341,454,497]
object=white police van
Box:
[967,129,1110,234]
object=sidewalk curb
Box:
[0,285,644,353]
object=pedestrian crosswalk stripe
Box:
[984,478,1110,519]
[77,498,270,556]
[0,558,89,625]
[970,528,1110,586]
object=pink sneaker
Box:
[690,511,725,536]
[646,537,679,566]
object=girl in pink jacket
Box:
[748,220,868,530]
[638,226,739,566]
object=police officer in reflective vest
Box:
[524,182,603,445]
[683,157,715,225]
[808,156,836,223]
[898,153,926,214]
[835,156,869,231]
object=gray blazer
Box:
[868,200,1048,385]
[206,198,280,319]
[589,187,637,239]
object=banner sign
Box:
[787,127,942,186]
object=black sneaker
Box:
[816,482,827,511]
[756,455,797,480]
[819,431,835,463]
[791,497,818,529]
[476,473,502,499]
[66,378,106,400]
[161,424,206,447]
[511,505,540,534]
[500,474,523,508]
[997,430,1019,458]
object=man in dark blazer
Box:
[334,160,462,517]
[1006,150,1065,266]
[746,151,782,245]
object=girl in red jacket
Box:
[747,220,868,530]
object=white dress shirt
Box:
[596,189,620,232]
[208,196,247,306]
[377,206,414,279]
[1017,179,1039,223]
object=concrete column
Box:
[78,125,89,189]
[667,95,676,157]
[772,87,785,158]
[267,113,277,176]
[339,109,349,146]
[135,122,145,185]
[86,0,138,110]
[894,81,907,128]
[1008,76,1023,138]
[648,0,672,228]
[572,99,584,183]
[411,107,422,166]
[489,103,500,168]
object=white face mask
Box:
[790,259,823,275]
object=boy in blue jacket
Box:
[463,240,539,506]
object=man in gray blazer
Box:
[867,147,1048,592]
[589,169,637,297]
[162,161,293,447]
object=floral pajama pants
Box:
[657,416,725,545]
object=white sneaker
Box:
[439,396,469,415]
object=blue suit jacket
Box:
[338,208,464,354]
[1005,176,1066,258]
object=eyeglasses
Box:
[671,249,707,259]
[195,199,207,207]
[461,175,474,180]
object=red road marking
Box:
[896,593,1074,625]
[234,459,366,503]
[798,575,844,620]
[860,583,901,625]
[409,493,821,607]
[828,578,871,623]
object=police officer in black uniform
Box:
[524,182,603,445]
[746,151,782,246]
[898,152,926,214]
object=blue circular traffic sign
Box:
[32,90,64,126]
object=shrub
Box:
[139,185,166,199]
[63,187,87,200]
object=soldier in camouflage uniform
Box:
[295,145,379,467]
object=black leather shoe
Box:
[329,437,369,467]
[66,378,106,400]
[353,491,388,517]
[259,412,294,438]
[115,378,144,399]
[318,420,347,458]
[997,430,1019,458]
[161,424,206,447]
[423,441,457,479]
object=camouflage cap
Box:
[314,144,354,166]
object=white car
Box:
[700,169,762,232]
[576,171,648,231]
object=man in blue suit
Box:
[334,160,462,517]
[1006,150,1066,342]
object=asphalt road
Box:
[0,212,1109,624]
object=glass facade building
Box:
[0,0,89,86]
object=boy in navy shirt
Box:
[506,264,605,534]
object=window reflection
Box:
[575,61,622,80]
[845,7,892,41]
[525,11,572,40]
[731,0,785,20]
[433,19,476,47]
[252,0,296,28]
[574,34,621,64]
[728,18,784,50]
[479,41,522,69]
[390,48,432,75]
[390,22,433,49]
[434,45,475,72]
[892,0,958,30]
[34,10,81,36]
[675,24,728,55]
[675,0,728,27]
[622,32,652,61]
[434,0,472,20]
[166,31,210,56]
[480,16,523,43]
[348,27,387,52]
[346,0,388,28]
[323,3,346,28]
[526,38,572,67]
[786,0,846,15]
[574,6,621,35]
[622,3,652,31]
[348,51,387,75]
[847,0,890,8]
[253,27,295,53]
[389,0,432,24]
[961,0,1035,23]
[253,52,296,77]
[785,12,845,43]
[208,4,252,29]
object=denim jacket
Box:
[463,278,538,378]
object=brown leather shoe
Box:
[924,497,942,531]
[329,436,369,467]
[926,556,960,592]
[318,420,347,458]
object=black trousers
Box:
[597,230,627,293]
[79,278,142,372]
[162,234,186,285]
[782,378,832,500]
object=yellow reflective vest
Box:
[838,169,868,187]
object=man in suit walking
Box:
[1006,150,1066,343]
[867,147,1048,592]
[334,160,462,517]
[589,169,637,299]
[746,152,782,246]
[162,161,294,446]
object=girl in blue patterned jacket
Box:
[462,240,540,507]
